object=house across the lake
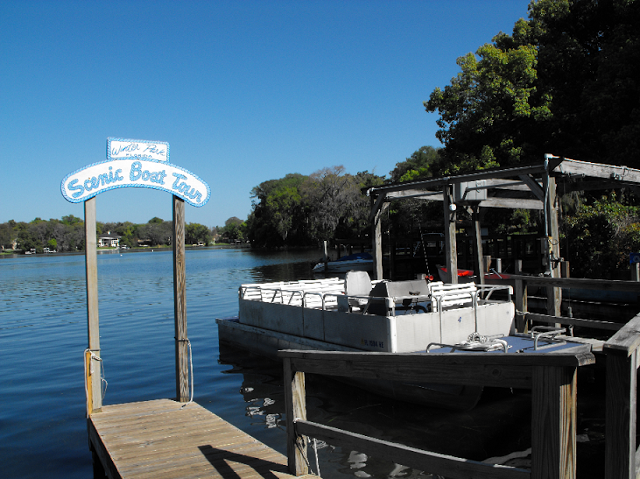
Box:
[98,232,121,248]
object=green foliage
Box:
[218,217,246,243]
[389,146,442,183]
[186,223,211,245]
[426,0,640,171]
[247,168,384,248]
[563,195,640,278]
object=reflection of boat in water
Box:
[217,271,519,410]
[312,252,373,273]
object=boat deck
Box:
[89,398,316,479]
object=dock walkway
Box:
[89,398,316,479]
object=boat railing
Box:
[239,281,345,308]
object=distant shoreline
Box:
[0,243,251,258]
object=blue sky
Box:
[1,0,531,228]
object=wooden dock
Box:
[89,398,316,479]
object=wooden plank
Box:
[368,164,546,195]
[603,313,640,355]
[518,174,545,202]
[89,399,314,479]
[172,196,189,402]
[525,312,623,331]
[478,198,543,210]
[277,350,595,389]
[296,420,530,479]
[84,197,102,413]
[531,366,577,479]
[605,347,638,478]
[509,275,640,292]
[555,159,640,184]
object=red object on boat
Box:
[439,267,475,277]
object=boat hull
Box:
[216,317,484,411]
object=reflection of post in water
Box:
[218,342,286,431]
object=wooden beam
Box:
[604,348,638,478]
[542,173,561,317]
[283,358,308,476]
[277,350,595,389]
[368,164,547,196]
[531,366,577,479]
[554,158,640,184]
[295,420,530,479]
[478,198,544,210]
[519,174,545,202]
[443,185,458,284]
[603,313,640,356]
[371,197,385,280]
[386,190,444,201]
[524,312,623,332]
[508,275,640,292]
[471,206,484,285]
[172,196,189,402]
[84,197,102,413]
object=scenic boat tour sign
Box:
[60,138,210,207]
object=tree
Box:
[0,222,14,249]
[248,174,309,247]
[389,146,442,183]
[425,0,640,171]
[221,217,246,243]
[563,194,640,278]
[138,218,172,246]
[186,223,211,245]
[302,166,360,241]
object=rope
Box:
[418,222,432,281]
[293,421,321,476]
[177,338,195,407]
[312,438,321,477]
[83,348,107,417]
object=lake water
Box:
[1,248,549,478]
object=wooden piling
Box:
[84,197,102,413]
[172,196,189,403]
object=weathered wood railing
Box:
[602,313,640,479]
[279,349,595,479]
[511,275,639,334]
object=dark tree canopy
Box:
[425,0,640,172]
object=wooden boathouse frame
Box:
[366,154,640,314]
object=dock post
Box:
[173,196,189,402]
[543,173,562,317]
[471,206,484,285]
[283,357,308,476]
[84,197,102,413]
[531,365,577,479]
[443,184,458,284]
[604,349,638,478]
[514,260,527,332]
